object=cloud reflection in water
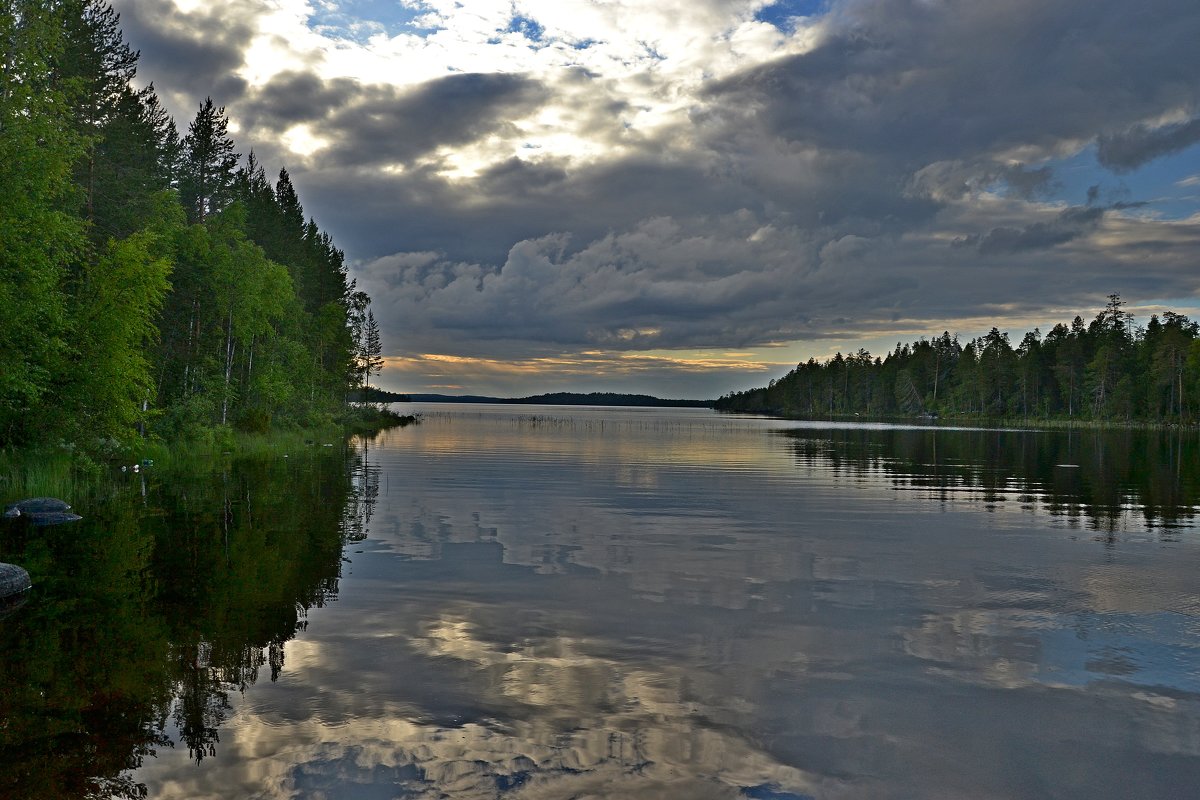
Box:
[135,407,1200,799]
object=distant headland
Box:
[353,388,714,409]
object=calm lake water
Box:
[2,404,1200,799]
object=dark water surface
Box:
[2,405,1199,799]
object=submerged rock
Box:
[3,497,72,518]
[3,498,79,525]
[0,562,32,599]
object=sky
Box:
[110,0,1200,399]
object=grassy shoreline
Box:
[0,405,419,503]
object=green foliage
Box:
[363,310,384,391]
[87,85,180,241]
[60,221,175,444]
[0,0,89,444]
[0,1,375,450]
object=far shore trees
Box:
[716,295,1200,424]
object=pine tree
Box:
[179,97,239,223]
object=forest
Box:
[716,295,1200,423]
[0,0,385,452]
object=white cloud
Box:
[119,0,816,169]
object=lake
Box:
[2,404,1199,799]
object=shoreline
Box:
[0,408,419,502]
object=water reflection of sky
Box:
[133,406,1200,799]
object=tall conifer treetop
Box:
[180,97,239,224]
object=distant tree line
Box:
[351,387,412,404]
[509,392,713,408]
[1,0,382,449]
[716,295,1200,423]
[399,392,714,408]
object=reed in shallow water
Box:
[0,448,91,505]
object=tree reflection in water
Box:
[0,442,367,798]
[780,425,1200,531]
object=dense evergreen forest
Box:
[716,295,1200,423]
[1,0,383,451]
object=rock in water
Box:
[0,562,32,598]
[3,497,72,518]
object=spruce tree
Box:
[364,311,384,394]
[89,84,179,240]
[58,0,138,226]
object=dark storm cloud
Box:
[116,0,255,104]
[242,71,550,167]
[306,137,932,268]
[956,206,1106,254]
[353,196,1200,364]
[1000,166,1056,200]
[305,154,764,264]
[1097,117,1200,173]
[237,71,360,128]
[357,219,871,356]
[709,0,1200,164]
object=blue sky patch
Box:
[307,0,440,43]
[1024,142,1200,221]
[507,14,546,43]
[755,0,829,31]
